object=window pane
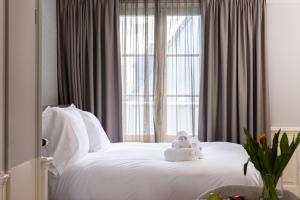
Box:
[166,16,201,55]
[120,16,155,55]
[121,55,154,136]
[166,56,200,96]
[123,96,154,136]
[167,97,199,135]
[121,56,154,96]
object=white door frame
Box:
[2,0,43,199]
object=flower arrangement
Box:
[243,128,300,200]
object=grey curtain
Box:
[57,0,122,142]
[199,0,270,143]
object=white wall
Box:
[267,0,300,127]
[0,0,5,172]
[42,0,58,106]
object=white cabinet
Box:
[271,127,300,197]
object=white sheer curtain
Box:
[120,0,201,142]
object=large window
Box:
[120,2,201,141]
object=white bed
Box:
[49,142,261,200]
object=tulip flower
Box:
[259,133,267,144]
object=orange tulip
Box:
[259,133,267,144]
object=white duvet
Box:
[49,142,261,200]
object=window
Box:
[120,2,201,141]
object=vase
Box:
[276,176,284,199]
[260,174,283,200]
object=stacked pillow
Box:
[42,104,111,175]
[76,107,111,152]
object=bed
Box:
[49,142,261,200]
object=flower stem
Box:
[262,174,278,200]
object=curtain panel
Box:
[199,0,270,143]
[57,0,122,142]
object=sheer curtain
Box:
[120,0,201,142]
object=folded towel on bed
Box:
[171,139,192,148]
[171,131,192,149]
[165,131,203,162]
[171,131,202,150]
[164,148,203,161]
[189,136,202,150]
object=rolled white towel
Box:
[177,130,188,138]
[189,136,202,150]
[194,147,204,159]
[171,139,192,148]
[171,140,179,148]
[164,148,199,162]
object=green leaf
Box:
[273,155,283,175]
[258,147,271,173]
[263,150,271,173]
[244,158,250,176]
[296,132,300,145]
[275,132,300,183]
[244,128,256,148]
[280,133,289,156]
[243,128,263,172]
[257,148,265,173]
[271,129,280,171]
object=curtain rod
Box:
[120,0,200,3]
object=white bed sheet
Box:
[49,142,261,200]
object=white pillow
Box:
[77,109,111,152]
[42,106,89,175]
